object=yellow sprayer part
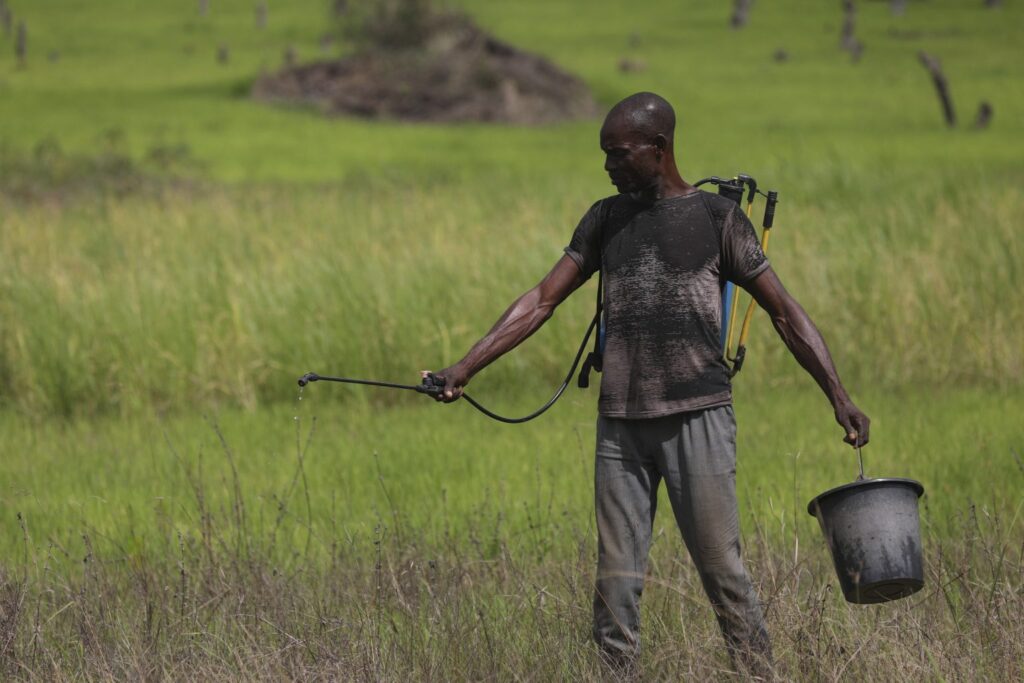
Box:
[723,198,755,359]
[736,225,774,349]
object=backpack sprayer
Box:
[693,174,779,376]
[299,174,779,422]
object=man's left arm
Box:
[742,267,870,447]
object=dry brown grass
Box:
[1,465,1020,681]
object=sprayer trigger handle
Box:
[417,373,446,395]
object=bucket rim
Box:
[806,477,925,517]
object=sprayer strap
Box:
[592,267,603,364]
[577,268,604,389]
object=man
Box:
[426,92,869,676]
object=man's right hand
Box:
[421,364,470,403]
[418,255,585,406]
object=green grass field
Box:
[1,0,1022,678]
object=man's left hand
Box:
[835,401,870,447]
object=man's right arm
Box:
[426,254,587,402]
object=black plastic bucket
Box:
[807,478,925,604]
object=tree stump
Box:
[255,2,267,29]
[918,51,956,127]
[973,101,993,129]
[217,43,230,65]
[839,1,866,62]
[731,0,753,29]
[199,0,209,17]
[15,20,26,68]
[841,1,857,50]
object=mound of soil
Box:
[252,16,598,124]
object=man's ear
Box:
[653,133,668,161]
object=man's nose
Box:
[604,156,615,172]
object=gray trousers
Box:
[592,406,772,672]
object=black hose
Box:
[299,311,600,424]
[458,312,599,423]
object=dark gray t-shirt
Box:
[564,190,770,418]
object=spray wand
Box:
[298,309,600,424]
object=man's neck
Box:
[631,172,694,203]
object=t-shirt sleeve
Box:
[720,203,770,284]
[563,200,603,281]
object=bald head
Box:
[602,92,676,146]
[599,92,688,199]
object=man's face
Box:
[600,119,660,195]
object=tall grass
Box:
[1,163,1021,418]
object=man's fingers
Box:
[845,429,869,448]
[838,409,871,448]
[854,423,868,446]
[423,366,465,403]
[853,414,870,447]
[442,373,463,402]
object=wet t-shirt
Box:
[564,190,770,418]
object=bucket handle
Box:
[856,444,866,481]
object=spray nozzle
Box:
[297,372,320,387]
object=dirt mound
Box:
[252,15,598,124]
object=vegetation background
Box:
[0,0,1021,679]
